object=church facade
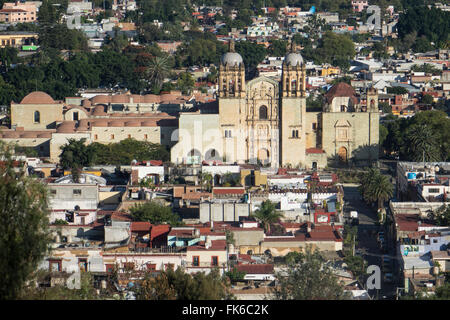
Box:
[172,47,380,169]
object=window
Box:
[51,189,56,195]
[340,105,346,112]
[78,258,88,272]
[211,149,216,157]
[225,130,232,138]
[312,123,317,130]
[292,130,299,138]
[73,112,79,121]
[147,263,156,271]
[49,260,61,272]
[144,134,148,140]
[34,111,40,123]
[128,134,131,139]
[193,256,199,267]
[428,188,440,193]
[106,264,114,273]
[94,134,98,140]
[259,105,268,120]
[111,134,114,139]
[73,189,82,195]
[211,256,218,266]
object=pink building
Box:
[0,1,37,23]
[351,0,369,13]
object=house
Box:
[185,239,228,274]
[431,250,450,272]
[48,183,100,211]
[130,161,165,185]
[0,1,37,23]
[235,264,275,281]
[0,31,38,48]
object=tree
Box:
[379,102,392,114]
[272,246,349,300]
[176,72,195,95]
[19,271,99,300]
[88,139,170,165]
[397,6,450,49]
[135,267,232,300]
[405,123,441,162]
[387,86,408,95]
[145,55,171,93]
[432,205,450,226]
[0,142,52,300]
[315,32,355,71]
[252,200,283,235]
[421,94,434,105]
[225,267,246,283]
[235,41,267,78]
[379,124,389,151]
[200,172,213,191]
[268,39,288,57]
[129,201,182,226]
[59,138,96,182]
[359,168,393,210]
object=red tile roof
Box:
[213,188,245,195]
[187,239,227,251]
[20,91,56,104]
[325,82,357,104]
[236,264,274,274]
[395,214,435,232]
[150,224,170,240]
[131,222,151,232]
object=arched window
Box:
[291,80,297,92]
[259,105,268,120]
[34,111,40,123]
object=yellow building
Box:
[0,31,38,48]
[171,42,379,169]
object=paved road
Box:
[342,183,400,299]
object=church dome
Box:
[20,91,56,104]
[284,52,304,66]
[221,52,243,67]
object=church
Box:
[170,43,380,169]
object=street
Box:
[342,183,400,299]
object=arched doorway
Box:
[204,148,221,161]
[338,146,348,163]
[214,174,221,186]
[187,149,201,164]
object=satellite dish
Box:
[131,159,137,165]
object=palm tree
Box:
[406,124,441,162]
[252,200,283,235]
[359,168,393,210]
[145,55,170,92]
[200,172,213,192]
